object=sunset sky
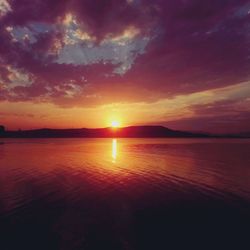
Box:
[0,0,250,133]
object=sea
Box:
[0,138,250,250]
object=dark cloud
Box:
[125,0,250,94]
[163,98,250,133]
[0,0,249,108]
[192,99,250,116]
[164,112,250,134]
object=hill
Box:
[1,126,209,138]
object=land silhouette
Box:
[0,125,249,138]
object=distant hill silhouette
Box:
[220,131,250,138]
[0,125,5,134]
[0,126,249,138]
[1,126,209,138]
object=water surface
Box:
[0,138,250,249]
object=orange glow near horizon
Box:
[1,80,250,134]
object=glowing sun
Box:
[111,121,120,128]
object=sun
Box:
[111,120,120,128]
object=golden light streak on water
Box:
[112,139,117,163]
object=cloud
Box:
[56,26,150,75]
[161,83,250,133]
[0,0,249,110]
[163,111,250,134]
[0,0,11,18]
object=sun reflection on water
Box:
[112,139,117,163]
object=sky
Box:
[0,0,250,133]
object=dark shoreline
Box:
[1,125,249,138]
